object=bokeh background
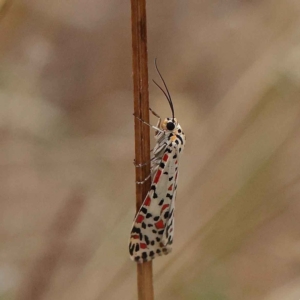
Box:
[1,0,300,299]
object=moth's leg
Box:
[136,173,151,185]
[152,142,167,156]
[134,160,150,168]
[133,150,154,168]
[133,114,163,132]
[149,108,162,129]
[149,108,161,119]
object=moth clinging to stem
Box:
[129,59,186,263]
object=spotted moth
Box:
[129,60,186,263]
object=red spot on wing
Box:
[136,215,144,223]
[140,243,147,249]
[175,160,178,164]
[132,235,139,239]
[168,184,173,191]
[154,170,162,184]
[161,204,169,212]
[144,196,151,206]
[155,219,164,229]
[163,154,169,162]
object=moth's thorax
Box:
[173,123,184,135]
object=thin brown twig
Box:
[130,0,154,299]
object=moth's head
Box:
[162,118,178,132]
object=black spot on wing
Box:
[135,244,140,252]
[129,243,134,255]
[159,199,164,205]
[166,220,173,232]
[145,235,150,245]
[176,135,183,144]
[160,162,165,168]
[141,207,147,214]
[132,227,140,234]
[169,176,173,181]
[154,216,159,221]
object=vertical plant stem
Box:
[130,0,154,300]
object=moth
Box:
[129,59,186,263]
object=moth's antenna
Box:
[152,79,170,104]
[153,58,175,119]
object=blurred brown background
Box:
[1,0,300,299]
